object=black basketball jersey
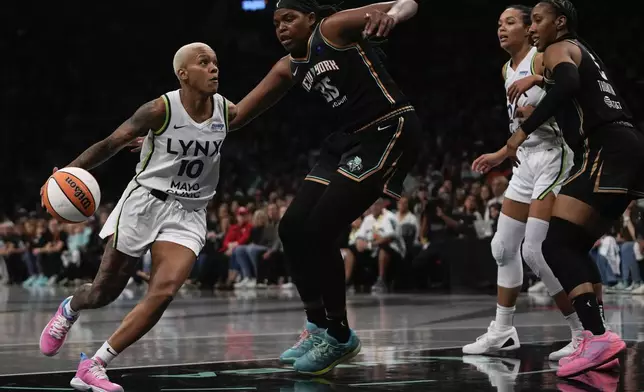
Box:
[289,20,409,133]
[543,36,634,148]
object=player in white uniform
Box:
[38,43,237,392]
[462,5,580,360]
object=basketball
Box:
[42,167,101,223]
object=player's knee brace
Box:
[492,234,524,288]
[521,217,563,295]
[541,217,597,294]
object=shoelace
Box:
[89,361,109,380]
[566,334,589,362]
[49,315,71,340]
[310,341,336,361]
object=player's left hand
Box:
[506,128,527,167]
[507,75,541,104]
[363,10,396,38]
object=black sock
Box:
[572,293,606,335]
[305,307,327,328]
[326,312,350,343]
[597,298,606,323]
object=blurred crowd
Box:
[3,1,643,293]
[0,172,510,292]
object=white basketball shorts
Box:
[504,144,575,204]
[99,183,206,257]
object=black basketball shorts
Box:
[305,105,421,200]
[559,123,644,220]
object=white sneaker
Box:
[527,280,547,293]
[281,282,296,290]
[234,277,250,289]
[631,284,644,295]
[548,333,582,361]
[245,278,257,289]
[463,321,520,355]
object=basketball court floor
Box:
[0,285,643,391]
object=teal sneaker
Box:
[279,322,325,364]
[293,330,361,375]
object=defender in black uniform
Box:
[504,0,641,377]
[227,0,420,375]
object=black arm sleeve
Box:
[521,62,581,135]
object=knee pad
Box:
[521,217,563,295]
[491,213,526,267]
[521,240,563,295]
[493,235,524,288]
[542,217,597,294]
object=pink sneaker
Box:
[70,353,123,392]
[40,297,78,356]
[556,330,625,378]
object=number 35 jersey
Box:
[290,19,409,133]
[133,89,229,208]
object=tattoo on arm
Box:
[68,99,165,170]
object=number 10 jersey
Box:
[133,89,229,209]
[289,19,409,133]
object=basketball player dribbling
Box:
[226,0,420,375]
[505,0,640,377]
[39,43,237,391]
[463,5,584,361]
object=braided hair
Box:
[506,4,532,26]
[275,0,388,63]
[541,0,578,32]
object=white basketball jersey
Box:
[133,89,229,209]
[504,47,562,149]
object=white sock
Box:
[93,342,119,366]
[495,304,515,330]
[565,312,584,337]
[63,297,79,319]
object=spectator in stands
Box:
[452,194,484,239]
[342,216,364,291]
[591,236,619,288]
[353,198,406,293]
[479,184,492,215]
[219,207,252,290]
[484,176,508,221]
[610,201,644,293]
[395,196,421,255]
[233,209,278,289]
[0,222,27,284]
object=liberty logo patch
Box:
[346,156,363,173]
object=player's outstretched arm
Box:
[68,98,166,170]
[228,56,294,131]
[321,0,418,46]
[506,41,580,165]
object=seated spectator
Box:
[610,201,644,293]
[342,216,364,289]
[33,219,68,286]
[591,236,619,288]
[0,222,28,284]
[218,207,252,290]
[484,176,508,221]
[58,222,92,286]
[451,194,483,239]
[351,198,405,293]
[233,209,278,289]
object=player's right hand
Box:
[40,167,58,207]
[472,153,504,174]
[128,137,145,153]
[363,10,396,38]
